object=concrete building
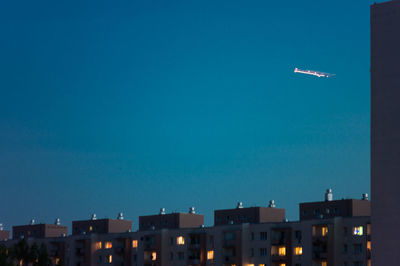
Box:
[139,207,204,231]
[0,192,371,266]
[371,0,400,264]
[214,201,286,226]
[300,189,370,221]
[72,213,132,235]
[12,219,67,239]
[0,223,10,241]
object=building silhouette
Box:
[371,0,400,265]
[1,190,371,266]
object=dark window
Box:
[259,248,267,256]
[260,232,267,240]
[178,252,184,260]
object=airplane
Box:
[294,67,335,78]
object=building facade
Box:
[371,0,400,265]
[1,191,371,266]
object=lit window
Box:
[279,264,286,266]
[132,240,138,248]
[89,226,93,232]
[353,226,363,236]
[294,246,303,255]
[279,246,286,256]
[151,252,157,261]
[207,250,214,260]
[108,255,112,263]
[259,264,266,266]
[177,236,185,245]
[367,241,371,251]
[322,226,328,236]
[105,242,112,249]
[95,241,102,250]
[367,224,371,235]
[248,264,255,266]
[321,261,327,266]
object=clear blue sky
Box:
[0,0,379,230]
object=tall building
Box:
[371,0,400,264]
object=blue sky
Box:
[0,0,379,230]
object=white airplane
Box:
[294,67,335,78]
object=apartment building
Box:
[0,190,371,266]
[0,223,10,241]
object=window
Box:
[260,232,267,240]
[104,242,112,249]
[178,252,184,260]
[170,237,174,245]
[95,241,102,250]
[279,246,286,256]
[321,262,327,266]
[151,252,157,261]
[224,232,235,241]
[169,252,173,261]
[322,226,328,236]
[272,245,286,256]
[259,248,267,256]
[251,232,254,240]
[294,247,302,255]
[250,248,254,257]
[108,255,112,264]
[367,224,371,235]
[177,236,185,245]
[343,244,348,254]
[132,240,138,248]
[295,230,302,241]
[207,250,214,260]
[353,244,362,254]
[89,226,93,232]
[279,264,286,266]
[367,241,371,251]
[353,226,363,236]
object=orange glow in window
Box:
[278,246,286,256]
[132,240,138,248]
[105,242,112,249]
[177,236,185,245]
[207,250,214,260]
[294,246,302,255]
[322,226,328,236]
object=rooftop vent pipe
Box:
[160,208,166,215]
[325,189,333,201]
[269,200,276,208]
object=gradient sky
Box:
[0,0,380,231]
